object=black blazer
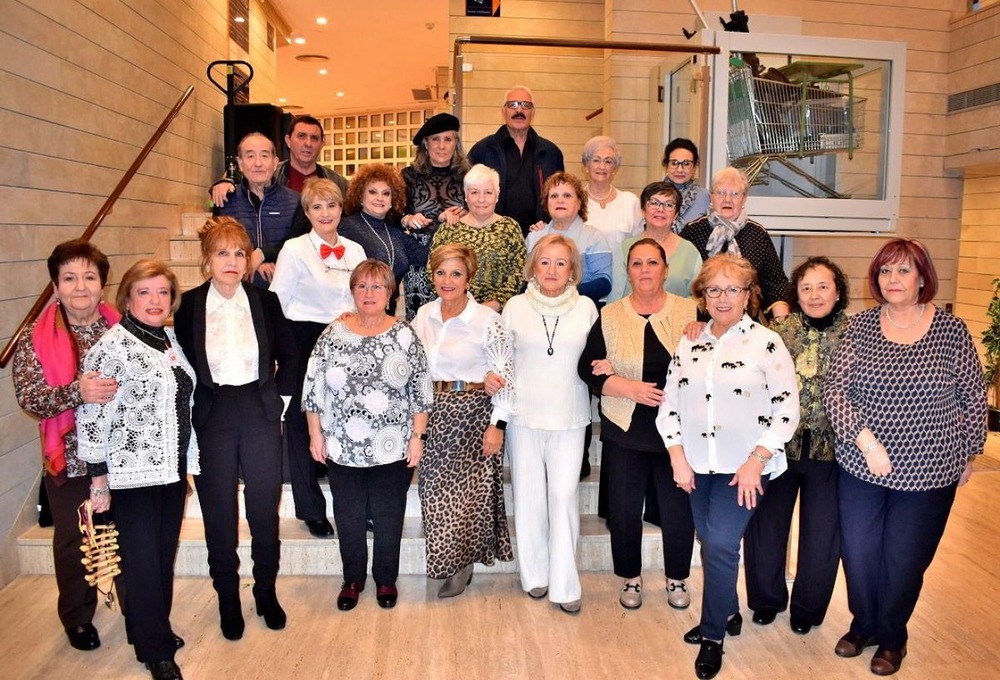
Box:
[174,281,298,428]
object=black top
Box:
[578,314,672,452]
[502,134,538,234]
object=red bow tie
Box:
[320,243,345,260]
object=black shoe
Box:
[254,588,287,630]
[579,457,591,481]
[304,518,335,537]
[172,633,185,649]
[752,609,778,625]
[683,613,742,645]
[337,581,365,611]
[219,593,244,640]
[65,623,100,651]
[376,584,398,609]
[146,659,183,680]
[789,616,813,635]
[695,640,724,679]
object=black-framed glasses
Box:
[646,199,676,210]
[704,286,748,298]
[667,159,694,169]
[504,100,534,110]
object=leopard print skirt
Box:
[419,390,513,578]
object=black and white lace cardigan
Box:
[76,324,200,489]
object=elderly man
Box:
[468,85,564,236]
[216,132,307,286]
[212,115,348,206]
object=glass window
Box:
[333,133,344,145]
[358,115,368,128]
[359,131,368,144]
[346,148,356,161]
[345,116,355,129]
[396,112,406,126]
[371,114,381,126]
[334,149,343,161]
[384,146,393,158]
[372,147,381,159]
[410,111,422,125]
[333,117,344,130]
[358,148,368,160]
[347,132,356,144]
[372,131,382,143]
[346,163,356,175]
[397,146,407,158]
[384,130,394,143]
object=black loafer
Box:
[305,518,335,537]
[683,613,742,645]
[66,623,101,651]
[695,639,724,679]
[752,609,778,625]
[790,616,813,635]
[337,581,365,611]
[376,585,398,609]
[146,659,183,680]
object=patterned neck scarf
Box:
[672,180,702,234]
[704,209,749,257]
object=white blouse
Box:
[411,294,516,424]
[656,314,800,476]
[205,283,258,386]
[270,230,367,323]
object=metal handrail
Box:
[0,85,195,368]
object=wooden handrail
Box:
[0,85,195,368]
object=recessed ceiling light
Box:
[318,69,328,75]
[316,17,328,25]
[293,36,306,45]
[234,16,246,23]
[295,54,329,62]
[278,97,287,103]
[336,92,344,97]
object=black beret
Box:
[413,113,461,146]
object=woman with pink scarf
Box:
[13,240,120,652]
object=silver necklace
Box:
[542,315,559,356]
[360,213,396,269]
[883,303,925,329]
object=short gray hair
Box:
[581,136,621,169]
[463,164,500,194]
[710,166,750,194]
[504,85,533,102]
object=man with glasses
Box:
[216,132,308,287]
[468,86,565,236]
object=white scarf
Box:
[525,279,580,316]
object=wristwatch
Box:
[414,431,428,441]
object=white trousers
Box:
[507,425,585,604]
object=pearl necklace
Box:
[883,303,926,329]
[587,183,614,207]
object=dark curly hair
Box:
[343,164,406,220]
[787,256,850,315]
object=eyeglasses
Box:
[588,157,616,167]
[504,100,534,110]
[704,286,748,298]
[646,199,676,210]
[711,190,746,199]
[667,159,694,169]
[354,283,387,293]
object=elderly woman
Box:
[612,182,703,301]
[581,136,642,269]
[400,113,469,318]
[743,257,850,634]
[13,240,120,652]
[430,163,526,311]
[578,239,697,611]
[662,138,710,231]
[502,234,597,613]
[174,217,297,640]
[526,172,612,305]
[77,260,199,680]
[339,163,426,315]
[656,254,799,680]
[412,244,516,598]
[680,167,790,318]
[270,177,367,539]
[303,259,433,611]
[823,239,986,676]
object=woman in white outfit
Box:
[502,234,598,613]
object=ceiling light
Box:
[234,16,246,23]
[283,105,304,111]
[278,97,287,103]
[318,69,328,75]
[293,36,306,45]
[316,17,328,25]
[336,92,344,97]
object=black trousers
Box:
[838,467,957,650]
[46,474,98,628]
[286,320,329,521]
[744,457,841,623]
[327,460,412,586]
[114,479,186,663]
[194,383,282,597]
[603,439,695,580]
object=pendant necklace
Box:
[542,315,559,356]
[360,213,396,269]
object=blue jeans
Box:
[690,472,769,641]
[838,467,956,650]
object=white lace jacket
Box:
[76,325,200,489]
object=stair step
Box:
[179,211,212,237]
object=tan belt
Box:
[433,380,485,393]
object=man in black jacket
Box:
[468,86,565,236]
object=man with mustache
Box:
[468,86,565,236]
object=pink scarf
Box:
[32,300,120,480]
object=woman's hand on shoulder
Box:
[683,321,706,342]
[482,424,503,456]
[528,220,546,233]
[440,206,466,226]
[79,371,118,405]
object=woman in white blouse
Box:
[174,217,297,641]
[656,254,800,680]
[412,243,516,598]
[270,177,366,539]
[502,234,597,614]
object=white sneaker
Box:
[667,579,690,609]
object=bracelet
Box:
[749,450,770,467]
[862,440,879,456]
[90,486,109,498]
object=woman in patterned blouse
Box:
[13,240,119,653]
[823,239,987,676]
[656,253,800,680]
[400,113,469,319]
[743,257,850,635]
[303,259,434,612]
[430,164,526,311]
